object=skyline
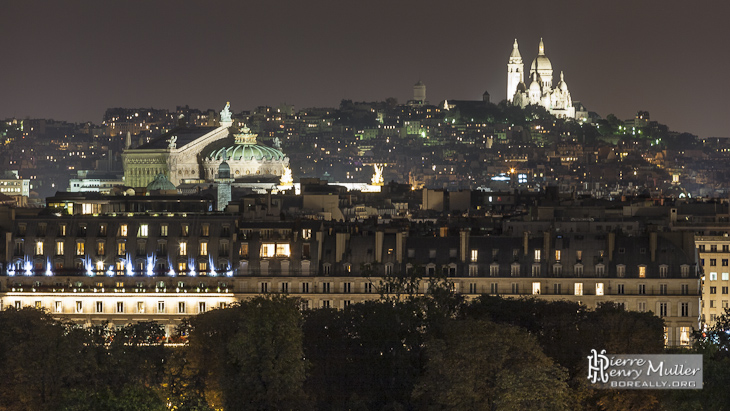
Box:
[2,0,728,137]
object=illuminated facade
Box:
[508,39,576,119]
[695,235,730,329]
[0,199,699,345]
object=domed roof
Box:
[530,38,552,72]
[516,81,527,92]
[147,173,176,191]
[557,71,568,91]
[207,126,286,162]
[529,74,541,91]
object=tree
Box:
[185,296,310,411]
[412,319,569,410]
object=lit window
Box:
[239,243,249,258]
[116,302,124,313]
[56,241,64,256]
[137,302,144,313]
[534,249,541,262]
[638,265,646,278]
[157,301,165,313]
[120,224,128,237]
[117,242,126,256]
[470,249,478,262]
[302,229,312,240]
[201,225,209,237]
[96,261,105,271]
[532,282,541,295]
[76,301,83,313]
[138,224,149,238]
[596,282,604,296]
[710,272,718,281]
[178,262,187,272]
[276,243,290,257]
[179,242,187,256]
[35,241,44,255]
[260,243,275,258]
[160,224,168,237]
[555,250,561,261]
[97,241,105,256]
[178,302,186,313]
[199,242,208,256]
[574,282,583,296]
[76,242,85,256]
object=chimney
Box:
[543,231,551,263]
[650,232,657,262]
[523,231,529,256]
[608,232,616,262]
[460,230,469,263]
[375,231,384,263]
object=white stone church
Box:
[507,39,576,119]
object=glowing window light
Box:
[146,256,155,277]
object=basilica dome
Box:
[202,125,289,180]
[530,55,552,73]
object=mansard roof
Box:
[136,126,217,150]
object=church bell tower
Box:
[507,39,524,102]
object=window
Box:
[343,282,351,293]
[724,287,729,294]
[117,242,126,256]
[322,300,331,309]
[638,301,647,312]
[552,264,562,275]
[239,243,249,258]
[660,284,668,295]
[181,225,189,237]
[553,283,561,294]
[59,224,67,237]
[74,241,84,256]
[711,259,717,267]
[137,302,145,313]
[511,283,519,294]
[179,242,187,256]
[120,224,128,237]
[56,241,64,256]
[681,284,689,295]
[116,302,124,313]
[638,265,646,278]
[322,282,331,293]
[280,282,289,293]
[55,301,62,313]
[681,302,689,317]
[711,286,717,294]
[713,272,721,280]
[76,301,83,313]
[532,282,541,295]
[178,302,186,313]
[35,241,43,255]
[574,283,583,296]
[97,241,105,256]
[576,250,583,261]
[178,262,187,272]
[510,263,520,276]
[160,224,168,237]
[198,302,206,313]
[534,249,541,262]
[302,229,312,240]
[490,264,499,276]
[724,273,730,281]
[531,264,540,277]
[555,250,561,261]
[157,301,165,313]
[471,249,478,262]
[301,282,310,293]
[276,244,290,258]
[490,283,499,294]
[469,265,478,277]
[595,264,605,277]
[198,261,207,272]
[260,243,275,258]
[659,302,667,317]
[260,282,269,293]
[680,327,691,346]
[638,284,646,295]
[616,265,626,277]
[96,301,103,313]
[364,283,373,293]
[574,264,583,276]
[596,283,604,296]
[201,225,209,237]
[138,224,148,238]
[429,249,436,259]
[617,284,625,295]
[724,300,729,309]
[659,265,668,277]
[680,265,690,278]
[199,242,208,256]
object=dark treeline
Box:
[0,284,726,410]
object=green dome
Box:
[208,144,285,162]
[147,173,176,191]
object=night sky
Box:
[2,1,728,137]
